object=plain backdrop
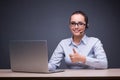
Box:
[0,0,120,69]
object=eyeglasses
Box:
[70,22,86,27]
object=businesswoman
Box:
[48,11,108,70]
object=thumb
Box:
[73,48,77,54]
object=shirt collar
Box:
[69,34,88,46]
[81,34,88,44]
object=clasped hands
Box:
[69,48,86,63]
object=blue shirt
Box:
[48,35,108,70]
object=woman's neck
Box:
[73,35,84,45]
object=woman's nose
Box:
[75,24,79,28]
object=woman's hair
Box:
[70,10,88,28]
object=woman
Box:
[48,11,108,70]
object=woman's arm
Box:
[85,39,108,69]
[48,41,64,70]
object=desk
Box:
[0,69,120,80]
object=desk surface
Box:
[0,69,120,77]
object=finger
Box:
[69,55,74,62]
[73,48,76,53]
[69,54,73,57]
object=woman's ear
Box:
[86,24,89,29]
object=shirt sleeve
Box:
[85,39,108,69]
[48,41,64,70]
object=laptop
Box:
[9,40,64,73]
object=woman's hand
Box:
[69,48,86,63]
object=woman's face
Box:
[69,14,86,37]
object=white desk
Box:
[0,69,120,80]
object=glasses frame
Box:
[70,21,86,27]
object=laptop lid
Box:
[9,40,49,73]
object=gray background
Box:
[0,0,120,69]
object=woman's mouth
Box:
[73,30,81,33]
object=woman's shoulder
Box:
[59,38,71,44]
[85,35,101,43]
[88,36,99,41]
